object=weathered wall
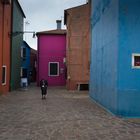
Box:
[30,49,37,82]
[90,0,119,114]
[10,0,24,90]
[90,0,140,117]
[0,2,11,94]
[66,4,90,90]
[118,0,140,117]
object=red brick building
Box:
[0,0,11,93]
[64,3,91,90]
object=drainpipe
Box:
[9,0,13,91]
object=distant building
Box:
[21,41,31,86]
[64,3,91,90]
[0,0,11,94]
[37,20,66,86]
[30,48,37,83]
[20,41,37,87]
[10,0,25,90]
[90,0,140,117]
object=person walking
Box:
[40,79,48,99]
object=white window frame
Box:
[49,62,59,76]
[132,53,140,69]
[21,47,26,58]
[2,65,6,85]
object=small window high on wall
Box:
[132,54,140,68]
[49,62,59,76]
[2,65,6,85]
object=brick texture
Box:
[65,3,90,90]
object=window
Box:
[2,65,6,85]
[132,53,140,68]
[49,62,59,76]
[21,68,27,78]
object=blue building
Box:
[21,41,31,86]
[90,0,140,117]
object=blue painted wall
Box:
[118,0,140,117]
[90,0,119,114]
[90,0,140,117]
[21,41,31,83]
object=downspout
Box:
[9,0,14,91]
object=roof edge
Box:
[16,0,26,18]
[36,29,66,36]
[64,3,88,25]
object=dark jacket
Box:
[40,79,48,93]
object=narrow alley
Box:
[0,85,140,140]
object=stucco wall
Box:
[0,2,11,93]
[38,34,66,86]
[30,49,37,82]
[118,0,140,117]
[11,0,24,90]
[66,4,90,90]
[90,0,140,117]
[21,41,31,83]
[90,0,119,114]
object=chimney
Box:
[56,20,62,29]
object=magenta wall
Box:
[37,34,66,86]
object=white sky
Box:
[18,0,87,50]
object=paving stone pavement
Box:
[0,85,140,140]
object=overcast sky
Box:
[18,0,87,50]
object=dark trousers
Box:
[41,87,47,99]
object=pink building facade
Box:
[37,29,66,86]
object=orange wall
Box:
[0,3,11,94]
[66,3,90,90]
[0,5,2,90]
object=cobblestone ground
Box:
[0,85,140,140]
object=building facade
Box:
[64,3,90,90]
[90,0,140,117]
[21,41,31,86]
[30,48,37,83]
[0,0,11,94]
[37,21,66,86]
[10,0,25,90]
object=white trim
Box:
[2,65,6,85]
[132,53,140,69]
[21,47,23,57]
[21,47,26,58]
[48,62,59,76]
[20,67,23,77]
